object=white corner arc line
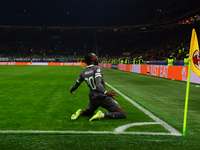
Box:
[105,82,182,136]
[114,122,160,133]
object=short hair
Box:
[85,53,93,65]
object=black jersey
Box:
[71,65,107,99]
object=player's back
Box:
[81,65,98,90]
[80,65,106,98]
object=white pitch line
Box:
[105,82,182,136]
[0,130,181,136]
[114,122,160,133]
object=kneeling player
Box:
[70,53,126,121]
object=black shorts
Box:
[89,96,119,113]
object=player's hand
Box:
[106,90,118,99]
[71,86,75,94]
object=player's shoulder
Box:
[93,65,101,69]
[83,65,102,73]
[93,65,102,71]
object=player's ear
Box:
[91,55,95,63]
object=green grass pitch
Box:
[0,65,200,149]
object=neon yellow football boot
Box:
[89,110,104,121]
[71,109,82,120]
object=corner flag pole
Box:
[182,59,191,136]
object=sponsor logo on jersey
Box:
[84,70,94,75]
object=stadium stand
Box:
[0,21,199,62]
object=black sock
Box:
[104,112,127,119]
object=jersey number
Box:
[85,77,96,90]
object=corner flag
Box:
[183,28,200,136]
[189,29,200,77]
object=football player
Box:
[70,53,127,121]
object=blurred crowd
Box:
[0,22,199,61]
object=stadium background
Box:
[0,0,200,63]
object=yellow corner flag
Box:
[189,29,200,77]
[183,28,200,136]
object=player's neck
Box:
[87,64,94,68]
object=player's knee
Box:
[122,113,127,119]
[117,112,127,119]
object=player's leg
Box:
[71,98,99,120]
[104,105,127,119]
[82,99,99,116]
[89,97,126,121]
[114,105,126,114]
[82,108,94,116]
[104,97,126,119]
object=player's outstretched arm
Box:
[106,90,118,99]
[70,86,75,94]
[70,82,81,94]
